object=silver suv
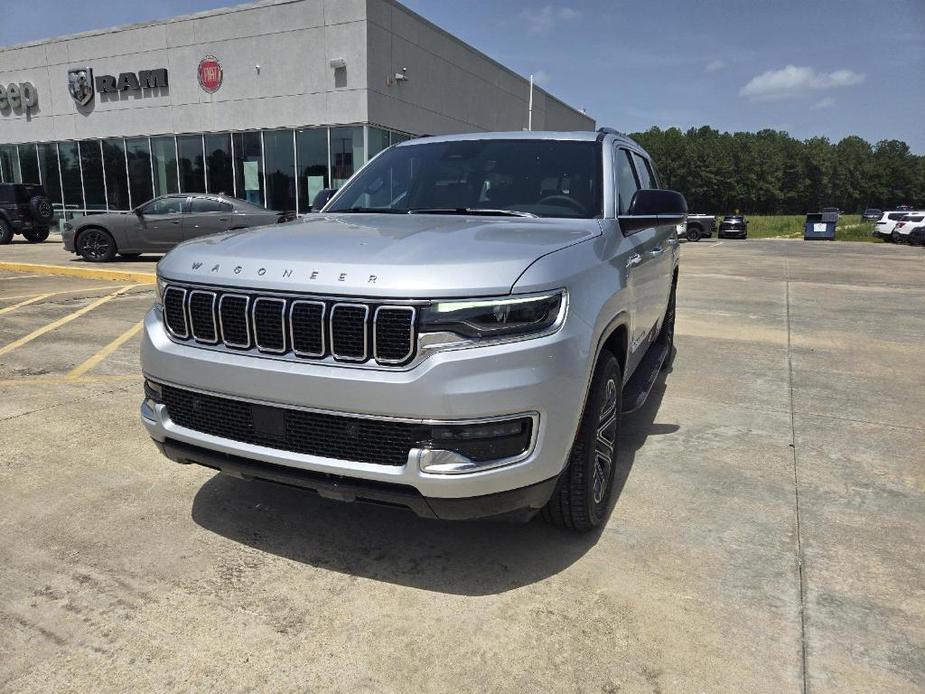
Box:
[140,129,685,531]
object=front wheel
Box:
[0,219,12,245]
[687,226,702,242]
[76,228,117,262]
[542,350,622,532]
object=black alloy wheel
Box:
[77,228,117,262]
[23,227,50,243]
[687,226,702,242]
[543,350,622,531]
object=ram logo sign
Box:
[67,67,169,105]
[67,67,94,106]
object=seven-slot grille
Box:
[162,284,417,366]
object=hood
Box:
[157,213,600,297]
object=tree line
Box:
[630,126,925,215]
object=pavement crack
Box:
[0,383,136,424]
[785,258,809,694]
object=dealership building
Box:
[0,0,594,217]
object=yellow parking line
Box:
[67,321,144,380]
[0,285,137,358]
[0,284,139,304]
[0,293,54,316]
[0,261,156,284]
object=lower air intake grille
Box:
[161,385,422,466]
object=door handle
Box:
[170,220,180,225]
[626,253,642,269]
[648,246,664,257]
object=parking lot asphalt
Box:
[1,239,922,692]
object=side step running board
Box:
[621,341,670,413]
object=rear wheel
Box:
[0,219,12,245]
[542,350,622,532]
[76,228,116,262]
[22,227,49,243]
[687,226,702,242]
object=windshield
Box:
[326,139,602,219]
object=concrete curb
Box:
[0,261,156,284]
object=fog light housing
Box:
[143,379,163,413]
[416,416,534,474]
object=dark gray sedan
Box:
[62,194,295,262]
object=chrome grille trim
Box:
[188,290,219,344]
[373,306,416,365]
[252,297,287,354]
[330,303,369,362]
[289,300,327,358]
[218,293,251,349]
[163,286,189,339]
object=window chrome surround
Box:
[289,299,327,358]
[251,297,287,354]
[217,293,251,349]
[146,376,540,474]
[372,305,417,365]
[329,302,370,362]
[163,286,189,339]
[188,290,219,345]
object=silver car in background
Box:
[62,194,295,262]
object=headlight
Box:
[154,277,166,309]
[419,290,566,341]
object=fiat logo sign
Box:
[198,56,222,93]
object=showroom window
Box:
[19,145,39,185]
[205,133,233,196]
[233,131,263,205]
[36,144,62,206]
[368,127,390,159]
[296,128,329,213]
[0,145,20,183]
[151,136,179,196]
[177,134,205,193]
[79,140,107,211]
[126,138,154,207]
[263,129,296,211]
[102,139,130,210]
[58,142,84,212]
[331,126,364,187]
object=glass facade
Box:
[0,124,410,217]
[177,135,205,193]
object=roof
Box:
[396,130,642,148]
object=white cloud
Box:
[521,5,581,35]
[532,69,550,86]
[705,59,726,73]
[739,65,865,101]
[810,96,836,110]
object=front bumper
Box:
[140,305,590,503]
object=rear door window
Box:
[190,197,233,213]
[631,152,656,189]
[888,213,906,221]
[142,196,186,215]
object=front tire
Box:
[76,228,117,262]
[543,351,622,532]
[0,219,12,245]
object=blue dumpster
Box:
[804,212,837,240]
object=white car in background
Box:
[873,210,921,242]
[891,213,925,243]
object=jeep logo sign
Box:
[0,82,38,111]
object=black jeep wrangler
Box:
[0,183,57,245]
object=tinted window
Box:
[80,140,106,211]
[142,196,185,215]
[296,128,329,213]
[102,139,130,210]
[177,135,205,193]
[18,145,39,185]
[264,129,295,211]
[631,152,655,189]
[888,213,906,220]
[328,139,601,219]
[190,197,232,213]
[233,132,263,205]
[205,133,233,196]
[126,138,153,208]
[58,142,84,210]
[615,148,639,215]
[904,215,924,222]
[151,137,179,196]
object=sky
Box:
[2,0,923,152]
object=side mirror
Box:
[311,188,338,212]
[618,189,688,234]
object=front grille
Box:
[161,385,423,466]
[162,283,417,366]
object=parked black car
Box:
[862,208,882,221]
[718,215,748,239]
[0,183,57,245]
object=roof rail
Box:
[596,127,627,137]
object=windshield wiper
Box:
[407,207,537,218]
[336,207,408,214]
